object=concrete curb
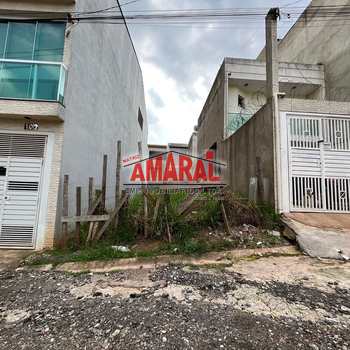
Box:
[46,245,299,273]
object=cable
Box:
[73,5,119,15]
[74,4,350,15]
[120,0,143,7]
[282,0,306,8]
[2,7,350,26]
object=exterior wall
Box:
[188,131,198,156]
[0,0,71,249]
[228,85,266,116]
[60,0,148,222]
[222,103,275,204]
[279,98,350,116]
[168,144,189,155]
[0,1,75,14]
[0,0,148,248]
[0,100,64,121]
[258,0,350,102]
[149,145,167,158]
[197,62,226,158]
[197,57,325,165]
[0,118,64,249]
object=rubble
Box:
[1,258,349,349]
[2,309,31,324]
[268,230,281,238]
[111,246,131,253]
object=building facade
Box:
[258,0,350,103]
[197,58,325,162]
[197,2,350,215]
[0,0,148,250]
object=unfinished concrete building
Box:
[197,1,350,215]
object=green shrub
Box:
[257,203,282,230]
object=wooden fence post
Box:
[76,186,81,245]
[138,141,148,238]
[62,175,69,244]
[101,154,108,212]
[114,141,122,227]
[88,177,94,212]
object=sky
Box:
[124,0,310,145]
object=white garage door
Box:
[0,133,46,248]
[289,115,350,212]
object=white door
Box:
[0,133,46,248]
[289,115,350,212]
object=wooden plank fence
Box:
[61,140,130,246]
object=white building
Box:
[0,0,148,250]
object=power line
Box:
[120,0,143,7]
[2,7,350,26]
[282,0,306,7]
[74,4,350,15]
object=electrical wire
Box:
[120,0,144,7]
[1,5,350,28]
[282,0,306,7]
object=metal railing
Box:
[0,59,67,103]
[226,112,252,137]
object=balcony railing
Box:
[226,112,253,138]
[0,59,67,103]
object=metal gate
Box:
[289,115,350,212]
[0,133,46,248]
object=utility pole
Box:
[266,8,280,100]
[265,8,282,213]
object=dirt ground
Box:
[0,255,349,350]
[0,250,32,271]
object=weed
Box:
[185,264,201,271]
[258,203,282,230]
[200,263,233,271]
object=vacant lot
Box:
[0,256,349,350]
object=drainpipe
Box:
[265,8,282,212]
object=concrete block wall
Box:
[222,103,275,204]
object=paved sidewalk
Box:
[283,214,350,260]
[48,246,298,273]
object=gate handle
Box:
[317,139,324,144]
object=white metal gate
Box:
[289,115,350,212]
[0,133,46,248]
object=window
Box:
[0,23,7,57]
[0,21,65,62]
[138,108,144,130]
[5,22,36,60]
[34,23,66,62]
[238,94,246,109]
[0,21,66,101]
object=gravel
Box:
[0,265,349,350]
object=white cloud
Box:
[142,61,204,144]
[127,0,311,145]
